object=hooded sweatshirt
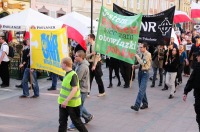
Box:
[75,59,90,93]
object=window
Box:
[130,0,134,8]
[107,0,111,4]
[143,0,146,10]
[123,0,127,7]
[161,0,166,11]
[40,12,48,15]
[115,0,119,5]
[137,0,140,10]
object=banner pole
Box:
[29,27,33,96]
[129,68,134,88]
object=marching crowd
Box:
[0,29,200,131]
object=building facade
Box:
[0,0,30,18]
[31,0,71,18]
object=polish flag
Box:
[174,10,191,23]
[191,1,200,18]
[58,12,98,51]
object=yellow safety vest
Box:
[57,70,81,107]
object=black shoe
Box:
[47,77,52,80]
[112,76,116,79]
[85,115,94,124]
[162,87,168,91]
[47,87,56,91]
[131,105,139,111]
[117,82,121,87]
[140,105,148,109]
[15,84,22,88]
[123,85,129,88]
[19,95,28,98]
[1,84,9,88]
[107,84,112,88]
[30,95,39,98]
[150,84,155,88]
[168,95,174,99]
[158,83,162,86]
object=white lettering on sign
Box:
[141,22,156,32]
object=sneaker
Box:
[97,92,106,97]
[67,127,76,131]
[85,115,94,124]
[87,94,90,98]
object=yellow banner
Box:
[30,28,68,76]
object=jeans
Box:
[152,67,163,84]
[69,92,92,128]
[134,71,149,108]
[165,72,177,96]
[22,68,39,96]
[58,105,88,132]
[51,73,58,88]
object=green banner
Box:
[95,6,142,64]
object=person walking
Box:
[19,39,39,98]
[58,57,88,132]
[150,44,165,87]
[183,51,200,132]
[188,36,200,69]
[107,57,121,88]
[165,47,179,99]
[16,40,30,88]
[68,50,94,131]
[0,36,10,88]
[177,45,188,85]
[86,34,105,97]
[131,42,152,111]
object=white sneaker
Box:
[97,92,106,97]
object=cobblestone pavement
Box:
[0,65,198,132]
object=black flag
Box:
[113,4,175,45]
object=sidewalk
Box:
[0,65,198,132]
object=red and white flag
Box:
[191,1,200,18]
[174,10,191,23]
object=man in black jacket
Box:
[183,51,200,131]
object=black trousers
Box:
[120,62,132,86]
[89,62,105,94]
[194,98,200,131]
[109,65,120,85]
[184,63,190,75]
[177,63,184,83]
[0,61,10,85]
[58,105,88,132]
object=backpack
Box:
[3,44,15,58]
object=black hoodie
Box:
[184,62,200,97]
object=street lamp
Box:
[91,0,93,34]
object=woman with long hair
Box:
[165,47,180,99]
[177,45,188,84]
